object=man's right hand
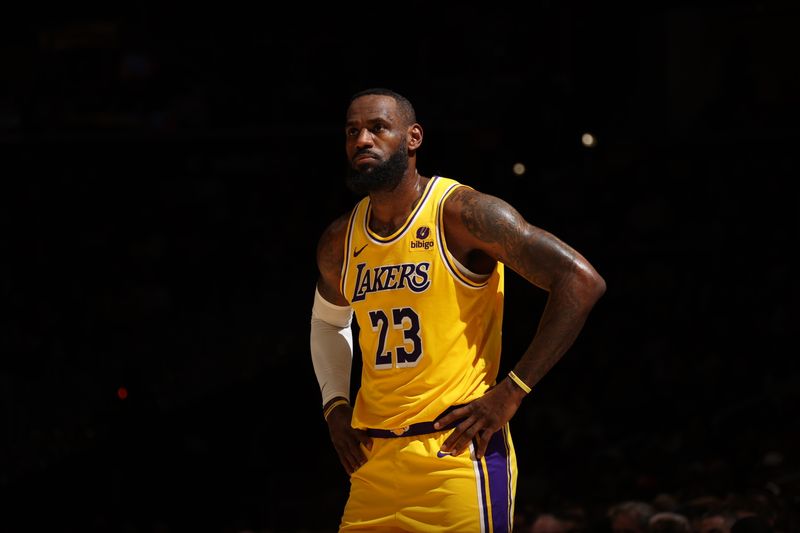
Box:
[326,403,372,475]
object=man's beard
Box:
[346,146,409,196]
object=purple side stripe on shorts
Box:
[483,426,512,533]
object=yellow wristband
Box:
[508,371,532,394]
[323,399,349,421]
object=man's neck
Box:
[368,171,426,237]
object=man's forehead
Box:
[347,96,398,121]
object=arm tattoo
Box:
[454,187,580,283]
[456,188,530,266]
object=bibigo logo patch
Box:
[410,226,434,252]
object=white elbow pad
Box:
[310,287,354,406]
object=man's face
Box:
[344,95,409,195]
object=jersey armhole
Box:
[437,184,493,287]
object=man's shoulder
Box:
[321,208,355,241]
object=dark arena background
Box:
[2,2,798,532]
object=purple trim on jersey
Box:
[363,176,439,244]
[474,427,513,533]
[340,203,361,300]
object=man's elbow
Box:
[575,265,606,308]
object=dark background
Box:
[2,2,798,532]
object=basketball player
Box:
[310,88,606,532]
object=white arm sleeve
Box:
[310,286,354,406]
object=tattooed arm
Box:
[434,186,606,459]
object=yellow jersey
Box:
[340,176,505,430]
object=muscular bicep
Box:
[445,187,587,291]
[316,213,351,306]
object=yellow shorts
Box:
[339,424,517,532]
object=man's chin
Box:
[354,163,376,174]
[346,150,407,195]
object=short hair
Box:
[349,87,417,125]
[649,512,691,533]
[607,500,656,529]
[699,508,739,530]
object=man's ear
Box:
[408,123,423,151]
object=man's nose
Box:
[355,129,374,147]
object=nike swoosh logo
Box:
[437,450,453,458]
[353,244,368,257]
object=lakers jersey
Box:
[340,176,505,430]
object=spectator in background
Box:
[696,507,738,533]
[606,500,655,533]
[530,513,570,533]
[680,495,725,532]
[728,489,781,530]
[529,505,587,533]
[648,512,691,533]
